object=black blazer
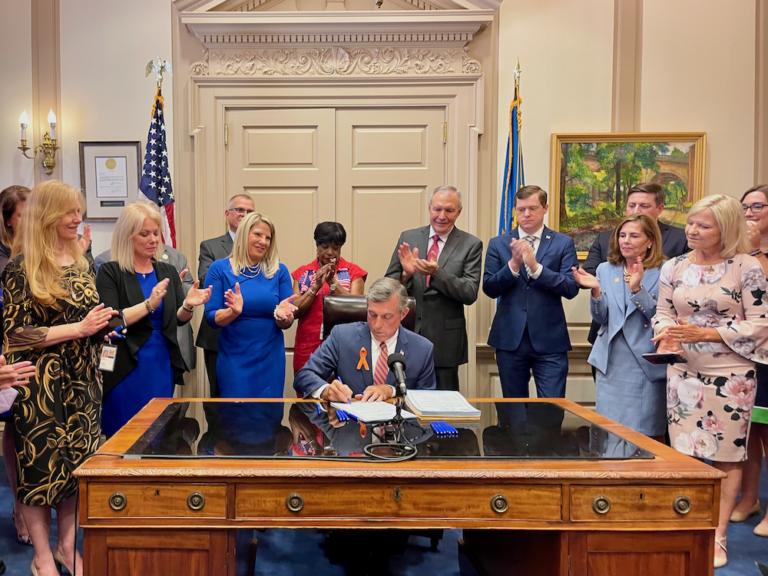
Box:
[96,261,188,394]
[582,221,688,344]
[385,225,483,367]
[195,233,233,351]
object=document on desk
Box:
[405,390,481,418]
[330,402,418,423]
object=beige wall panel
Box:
[244,128,317,168]
[353,128,427,168]
[641,0,756,197]
[350,187,427,280]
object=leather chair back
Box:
[321,295,416,340]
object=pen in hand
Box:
[337,377,351,403]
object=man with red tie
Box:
[293,277,436,401]
[385,186,483,391]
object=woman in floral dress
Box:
[652,194,768,569]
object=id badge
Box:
[99,345,118,372]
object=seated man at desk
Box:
[294,277,436,400]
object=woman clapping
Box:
[573,214,667,440]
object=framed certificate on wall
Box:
[79,141,142,221]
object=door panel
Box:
[226,108,336,354]
[336,108,446,280]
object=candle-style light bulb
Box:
[48,108,56,140]
[20,110,28,141]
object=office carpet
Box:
[0,457,765,576]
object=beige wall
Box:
[0,2,34,189]
[59,0,175,256]
[641,0,757,197]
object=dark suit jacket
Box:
[96,261,188,394]
[582,221,688,343]
[384,225,482,367]
[483,226,579,354]
[95,245,196,371]
[195,232,233,351]
[293,322,436,398]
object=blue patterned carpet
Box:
[0,457,765,575]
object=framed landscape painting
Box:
[549,132,706,259]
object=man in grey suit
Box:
[385,186,483,391]
[94,244,196,373]
[196,194,255,396]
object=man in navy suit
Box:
[294,277,436,401]
[483,185,579,398]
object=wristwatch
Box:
[328,282,338,292]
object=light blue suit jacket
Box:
[588,262,666,382]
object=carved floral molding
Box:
[190,46,481,76]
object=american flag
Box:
[139,87,176,248]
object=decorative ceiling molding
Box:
[181,11,494,48]
[190,45,480,76]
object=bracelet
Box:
[182,300,194,313]
[308,287,318,296]
[144,299,155,314]
[274,305,286,322]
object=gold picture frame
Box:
[549,132,706,259]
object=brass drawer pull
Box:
[109,492,127,512]
[490,494,509,514]
[286,493,304,513]
[187,492,206,511]
[592,495,611,515]
[673,495,691,515]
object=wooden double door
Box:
[226,106,447,304]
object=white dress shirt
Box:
[311,329,399,399]
[509,225,544,278]
[228,229,236,242]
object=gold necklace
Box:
[689,251,715,273]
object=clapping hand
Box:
[224,283,244,316]
[521,241,538,272]
[413,247,439,276]
[508,239,525,272]
[275,294,298,323]
[397,242,418,278]
[625,256,645,293]
[185,281,212,308]
[78,224,91,254]
[0,356,35,389]
[148,278,170,311]
[572,267,599,290]
[78,304,119,338]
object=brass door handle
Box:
[109,492,127,512]
[187,492,206,511]
[286,493,304,513]
[673,495,691,515]
[490,494,509,514]
[592,495,611,515]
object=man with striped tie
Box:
[293,277,436,401]
[483,185,579,399]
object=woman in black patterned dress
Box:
[2,180,116,576]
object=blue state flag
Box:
[498,83,524,235]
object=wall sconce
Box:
[18,109,59,175]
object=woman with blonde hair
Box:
[3,180,116,576]
[652,194,768,568]
[573,214,667,440]
[204,212,297,398]
[96,201,210,437]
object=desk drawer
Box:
[236,483,562,521]
[570,485,713,522]
[88,483,227,519]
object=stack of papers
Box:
[404,390,481,421]
[329,401,417,423]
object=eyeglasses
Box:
[229,207,254,215]
[743,203,766,213]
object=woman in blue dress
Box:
[96,201,211,437]
[573,214,667,441]
[204,212,297,398]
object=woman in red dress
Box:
[291,222,367,373]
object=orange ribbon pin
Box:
[357,347,369,370]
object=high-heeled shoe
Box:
[30,560,38,576]
[755,522,768,537]
[714,537,727,569]
[53,549,75,575]
[730,499,761,522]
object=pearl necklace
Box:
[239,263,262,279]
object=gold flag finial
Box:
[514,57,521,86]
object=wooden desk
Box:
[75,399,723,576]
